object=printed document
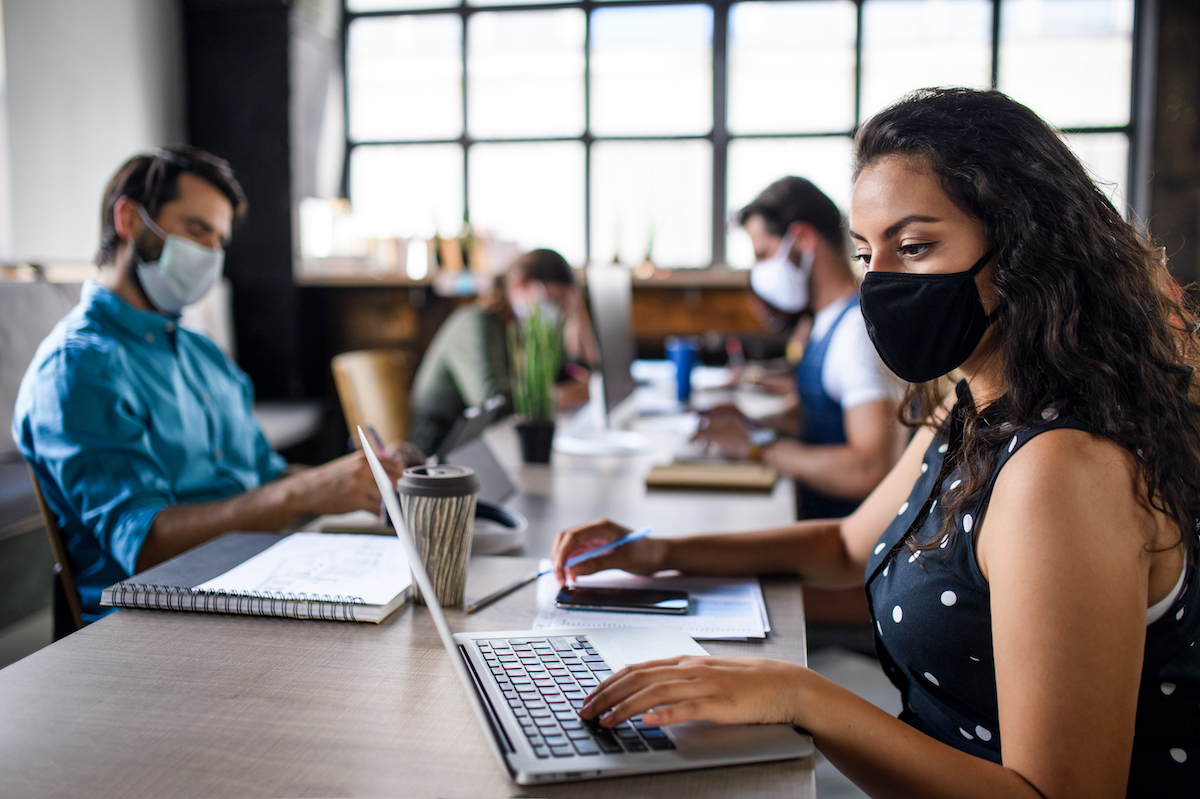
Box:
[532,560,769,640]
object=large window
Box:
[344,0,1139,269]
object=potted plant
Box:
[508,302,562,463]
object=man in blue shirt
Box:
[13,147,408,621]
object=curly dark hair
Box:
[853,87,1200,560]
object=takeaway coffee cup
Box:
[397,464,480,608]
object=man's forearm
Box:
[135,476,305,572]
[762,440,891,501]
[759,406,799,438]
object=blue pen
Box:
[565,526,654,569]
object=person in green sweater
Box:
[408,249,597,456]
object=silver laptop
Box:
[359,427,813,785]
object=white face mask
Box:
[513,296,562,324]
[749,233,814,314]
[134,204,224,315]
[511,281,563,324]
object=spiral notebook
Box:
[100,532,412,623]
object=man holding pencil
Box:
[13,148,417,623]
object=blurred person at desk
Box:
[699,176,908,522]
[407,248,598,456]
[12,147,415,623]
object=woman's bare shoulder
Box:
[983,427,1167,566]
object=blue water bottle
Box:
[665,336,700,404]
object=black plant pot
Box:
[516,420,555,464]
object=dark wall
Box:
[1151,0,1200,285]
[184,1,301,399]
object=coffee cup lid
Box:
[396,464,480,498]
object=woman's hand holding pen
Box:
[578,655,812,730]
[551,518,669,585]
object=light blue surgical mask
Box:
[134,204,224,315]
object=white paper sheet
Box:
[532,560,769,640]
[196,533,410,606]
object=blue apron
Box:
[795,295,861,520]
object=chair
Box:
[26,466,84,637]
[331,349,414,449]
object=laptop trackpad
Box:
[587,626,707,668]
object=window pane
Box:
[1062,132,1130,216]
[469,142,586,264]
[349,144,464,238]
[861,0,993,123]
[347,15,463,142]
[468,11,585,139]
[590,5,713,136]
[348,0,452,10]
[591,141,712,268]
[470,0,567,6]
[999,0,1134,128]
[728,1,857,135]
[726,137,853,268]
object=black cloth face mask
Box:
[859,248,997,383]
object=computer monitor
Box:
[586,265,636,418]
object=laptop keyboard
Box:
[478,635,677,759]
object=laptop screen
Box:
[359,427,463,654]
[433,394,507,465]
[445,437,515,505]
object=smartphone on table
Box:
[555,585,689,615]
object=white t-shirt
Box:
[807,294,902,410]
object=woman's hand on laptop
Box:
[551,518,668,585]
[578,655,809,728]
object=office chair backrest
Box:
[25,465,84,634]
[331,349,414,449]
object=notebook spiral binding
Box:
[112,583,367,622]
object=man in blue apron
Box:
[698,177,906,631]
[701,176,905,516]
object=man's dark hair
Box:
[737,176,847,257]
[95,146,247,266]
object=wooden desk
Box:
[0,413,814,798]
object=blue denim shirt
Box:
[12,282,287,621]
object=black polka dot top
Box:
[865,382,1200,795]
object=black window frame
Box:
[341,0,1148,268]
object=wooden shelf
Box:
[294,266,750,290]
[294,271,433,287]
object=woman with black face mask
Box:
[550,87,1200,797]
